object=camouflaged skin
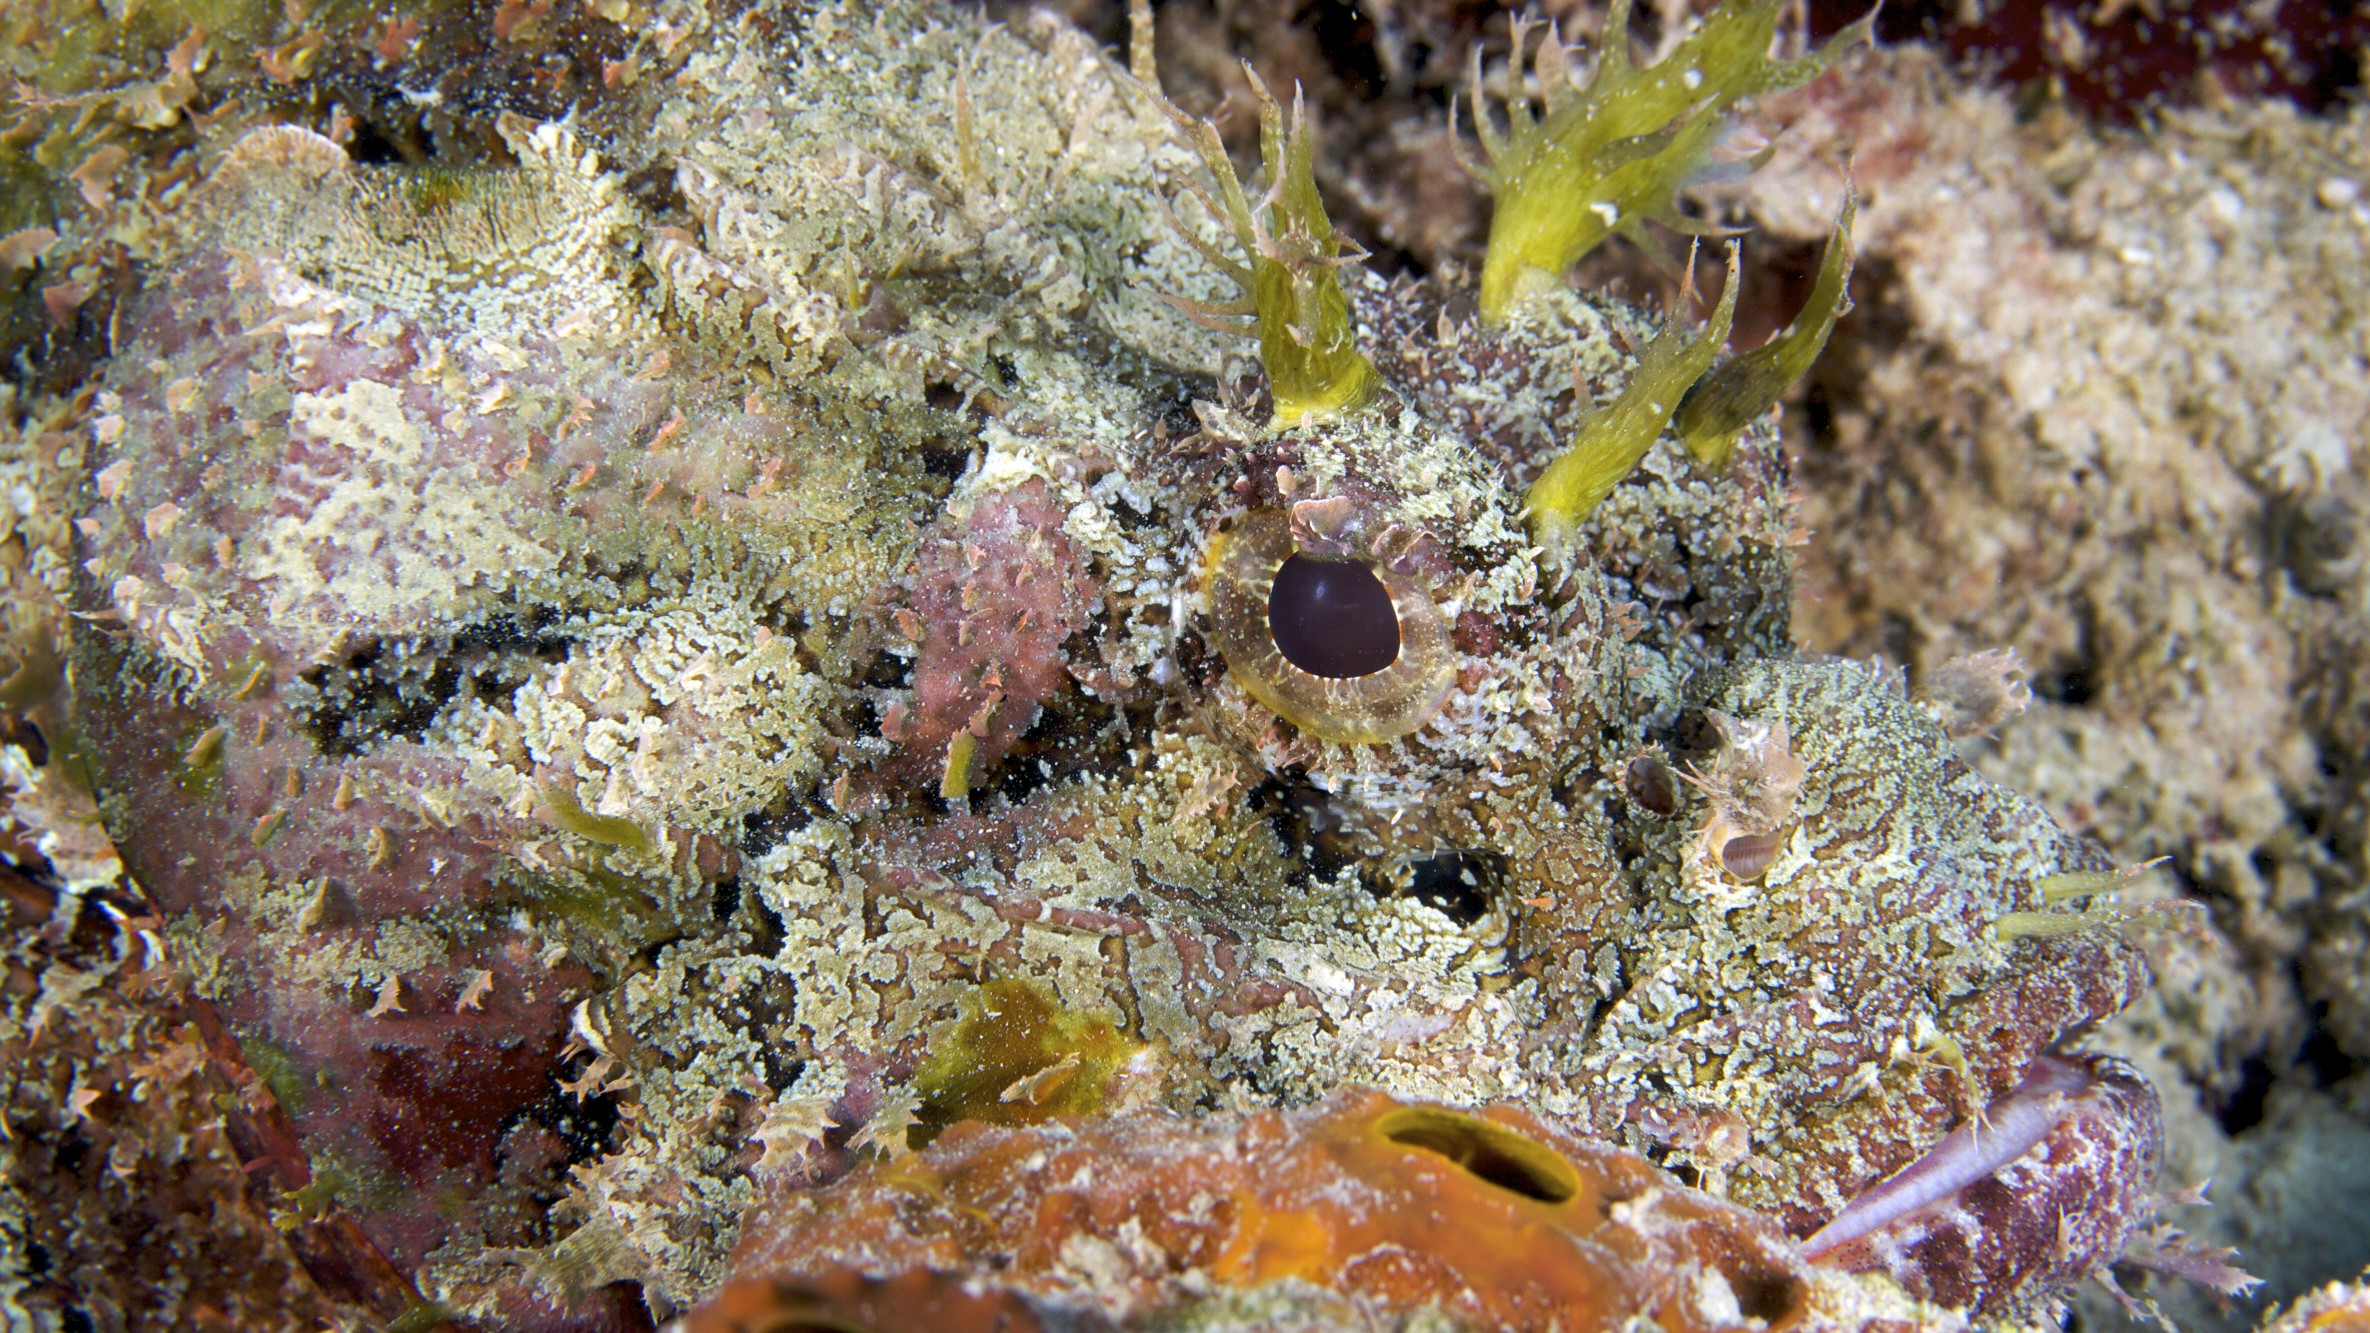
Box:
[39,1,2166,1325]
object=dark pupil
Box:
[1267,553,1400,679]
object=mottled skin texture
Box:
[1703,46,2369,1324]
[1849,1054,2163,1318]
[875,477,1102,795]
[43,1,2176,1326]
[0,869,419,1330]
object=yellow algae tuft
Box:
[537,780,656,857]
[938,729,978,801]
[1676,190,1857,470]
[911,977,1145,1142]
[1526,250,1739,536]
[1467,0,1871,321]
[1162,76,1376,428]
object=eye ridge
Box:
[1268,553,1401,679]
[1205,509,1457,745]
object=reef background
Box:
[2,0,2366,1329]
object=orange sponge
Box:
[690,1089,1827,1332]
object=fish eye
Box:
[1204,509,1456,744]
[1268,554,1400,678]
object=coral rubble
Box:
[2259,1272,2370,1333]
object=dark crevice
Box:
[499,1067,626,1188]
[2216,1053,2275,1136]
[991,750,1057,808]
[1,715,45,768]
[592,1284,659,1333]
[339,119,411,166]
[759,1049,804,1096]
[293,606,576,757]
[2265,490,2360,599]
[2,250,139,405]
[987,689,1122,809]
[1298,0,1384,99]
[2302,1013,2360,1090]
[621,163,687,223]
[740,803,813,862]
[747,894,787,960]
[861,651,914,692]
[543,1086,623,1166]
[1664,708,1725,770]
[1252,770,1360,889]
[1645,1143,1699,1188]
[2030,603,2101,708]
[1729,1270,1801,1323]
[53,1131,88,1177]
[919,440,974,482]
[2214,1008,2365,1134]
[2031,659,2097,708]
[1391,851,1500,927]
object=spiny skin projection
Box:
[35,0,2191,1326]
[1806,1053,2165,1323]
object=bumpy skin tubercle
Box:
[37,1,2194,1327]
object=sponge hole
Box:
[1375,1106,1581,1205]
